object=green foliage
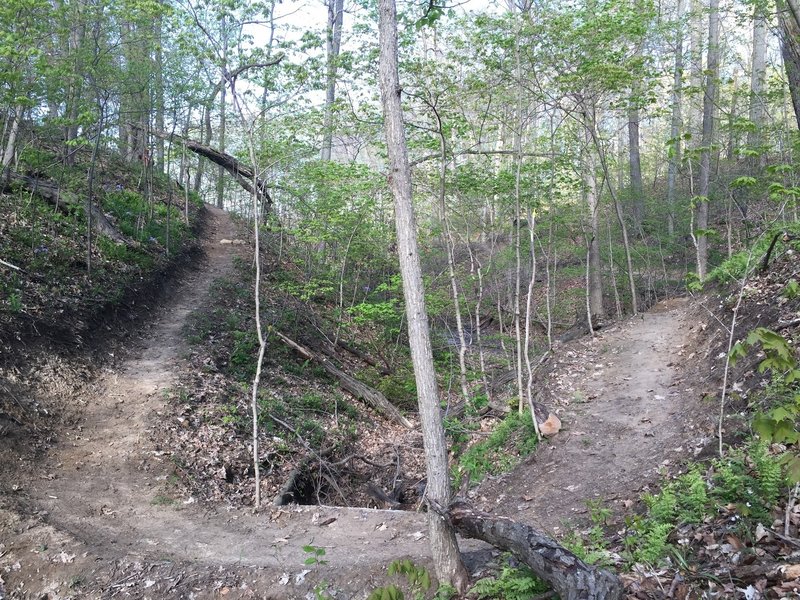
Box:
[709,222,800,283]
[368,560,432,600]
[453,410,538,487]
[302,544,328,566]
[229,329,259,381]
[711,442,785,521]
[783,279,800,300]
[623,467,711,565]
[471,562,549,600]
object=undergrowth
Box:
[453,409,538,488]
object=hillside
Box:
[1,197,798,598]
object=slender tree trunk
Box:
[321,0,344,161]
[689,0,704,139]
[432,103,470,405]
[1,106,22,173]
[726,75,740,161]
[748,6,767,159]
[628,102,644,228]
[513,23,526,415]
[696,0,720,280]
[666,0,685,237]
[154,13,165,172]
[377,0,469,591]
[523,207,542,440]
[582,104,604,320]
[216,16,228,209]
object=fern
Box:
[633,522,673,564]
[471,565,550,600]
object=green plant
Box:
[302,544,329,566]
[731,327,800,482]
[8,291,22,312]
[784,279,800,300]
[471,562,549,600]
[368,559,432,600]
[453,410,538,487]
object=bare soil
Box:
[0,207,712,599]
[475,297,715,535]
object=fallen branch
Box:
[335,339,391,375]
[272,330,413,429]
[145,127,273,212]
[441,501,624,600]
[761,231,799,272]
[0,259,24,273]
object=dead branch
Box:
[144,126,273,212]
[440,501,624,600]
[0,259,24,273]
[761,231,799,272]
[272,329,413,429]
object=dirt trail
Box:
[3,206,464,599]
[1,207,709,598]
[477,297,712,533]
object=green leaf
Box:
[752,414,776,442]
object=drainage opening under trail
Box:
[270,452,425,509]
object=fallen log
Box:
[273,330,413,429]
[145,127,273,212]
[335,339,391,375]
[443,501,624,600]
[4,172,127,243]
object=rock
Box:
[540,413,562,437]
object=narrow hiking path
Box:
[1,206,710,598]
[476,297,713,534]
[4,206,451,599]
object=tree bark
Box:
[696,0,720,280]
[666,0,685,237]
[444,502,624,600]
[216,15,228,209]
[147,128,273,213]
[748,5,767,156]
[628,103,644,228]
[321,0,344,161]
[581,105,604,320]
[778,0,800,130]
[377,0,469,591]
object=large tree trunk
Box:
[377,0,470,591]
[582,106,604,320]
[321,0,344,161]
[778,0,800,130]
[748,5,767,154]
[154,13,165,172]
[666,0,685,237]
[696,0,719,280]
[444,502,624,600]
[688,0,704,139]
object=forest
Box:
[1,0,800,598]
